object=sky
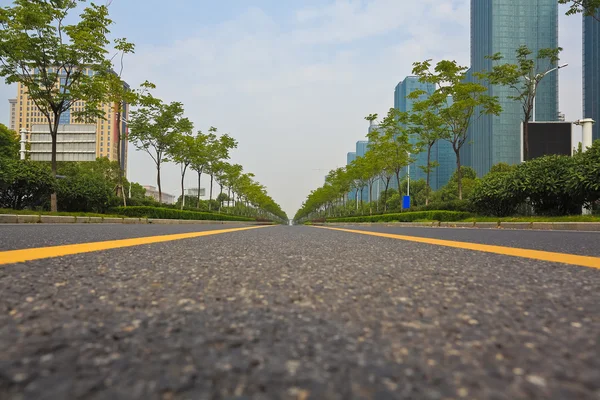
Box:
[0,1,584,217]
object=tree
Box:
[367,108,414,195]
[221,163,243,209]
[206,131,237,211]
[189,129,216,205]
[559,0,600,21]
[128,90,193,203]
[0,124,19,160]
[407,110,446,205]
[0,0,114,211]
[103,38,138,206]
[412,59,501,200]
[0,157,55,210]
[126,182,147,201]
[167,132,194,210]
[478,45,563,161]
[362,151,382,215]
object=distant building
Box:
[583,12,600,142]
[346,152,357,201]
[185,188,206,198]
[143,185,176,204]
[8,99,16,131]
[346,152,356,165]
[465,0,559,176]
[355,140,370,202]
[394,76,454,190]
[13,67,130,172]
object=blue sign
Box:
[402,195,411,210]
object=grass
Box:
[0,208,123,218]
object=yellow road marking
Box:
[0,226,271,266]
[313,226,600,269]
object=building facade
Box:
[584,12,600,142]
[143,185,176,205]
[12,68,129,172]
[346,152,357,201]
[394,76,455,190]
[8,99,17,131]
[465,0,559,176]
[28,124,96,162]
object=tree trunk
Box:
[197,170,202,205]
[383,177,391,212]
[395,170,401,197]
[359,187,364,211]
[219,183,223,212]
[227,187,231,211]
[368,182,373,215]
[208,174,214,210]
[180,164,187,210]
[455,146,463,200]
[50,115,60,212]
[157,162,162,203]
[425,145,432,206]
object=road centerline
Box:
[313,226,600,269]
[0,225,272,266]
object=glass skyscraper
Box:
[346,152,357,201]
[584,13,600,142]
[465,0,559,176]
[394,76,455,190]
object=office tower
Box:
[466,0,559,176]
[583,12,600,142]
[347,152,357,201]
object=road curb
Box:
[324,221,600,232]
[0,214,260,225]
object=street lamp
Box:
[119,113,132,198]
[525,63,568,122]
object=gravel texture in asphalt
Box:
[0,225,599,400]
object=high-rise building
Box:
[583,12,600,142]
[347,152,357,165]
[13,68,129,172]
[465,0,559,176]
[8,99,17,131]
[346,152,357,201]
[355,141,370,202]
[394,76,455,190]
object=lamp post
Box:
[525,63,568,123]
[407,152,411,197]
[521,63,568,162]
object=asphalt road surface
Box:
[1,223,599,400]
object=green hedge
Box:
[112,206,255,222]
[326,211,471,223]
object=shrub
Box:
[112,206,255,222]
[518,155,584,216]
[570,139,600,207]
[410,199,474,213]
[0,158,55,210]
[471,168,524,217]
[326,210,471,223]
[56,173,118,213]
